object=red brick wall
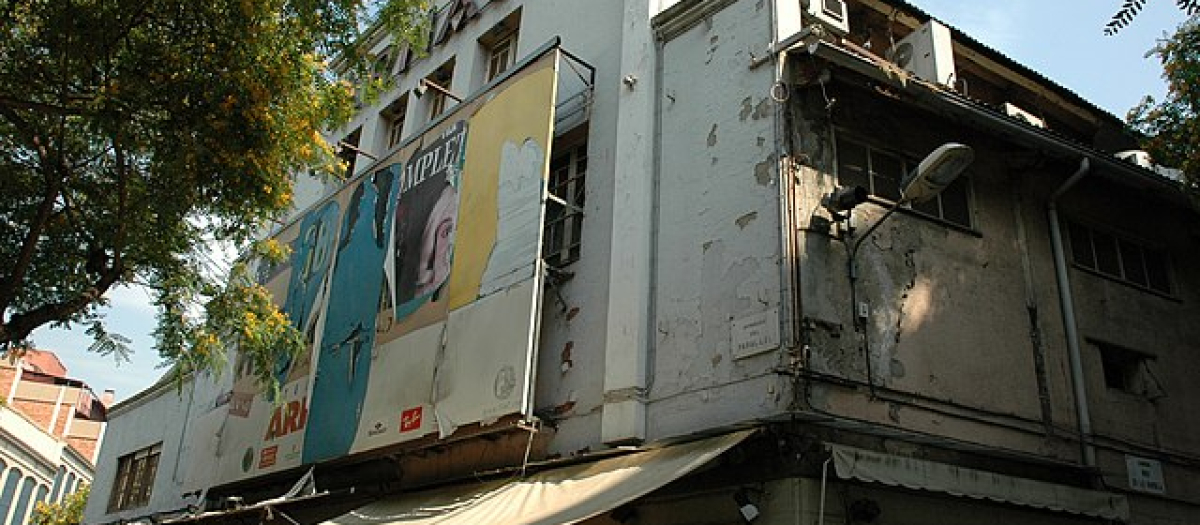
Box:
[66,436,98,463]
[12,398,57,432]
[0,367,16,399]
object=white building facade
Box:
[87,1,1200,524]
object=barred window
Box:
[544,139,586,267]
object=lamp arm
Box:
[848,198,905,264]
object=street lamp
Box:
[823,142,974,395]
[847,142,974,265]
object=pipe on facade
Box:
[1046,157,1096,468]
[646,26,667,399]
[818,456,831,525]
[769,0,800,350]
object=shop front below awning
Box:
[324,429,753,525]
[829,444,1130,521]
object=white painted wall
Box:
[647,0,791,439]
[84,372,228,524]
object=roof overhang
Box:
[322,429,754,525]
[792,39,1189,207]
[830,444,1130,521]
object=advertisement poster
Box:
[189,50,561,488]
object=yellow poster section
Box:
[447,57,558,310]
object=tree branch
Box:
[0,111,65,319]
[0,95,86,116]
[0,265,124,346]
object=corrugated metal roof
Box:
[800,39,1185,197]
[886,0,1128,126]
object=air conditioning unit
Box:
[777,0,849,41]
[887,19,955,86]
[802,0,849,35]
[1115,150,1153,169]
[1003,103,1046,128]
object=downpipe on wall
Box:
[1047,157,1096,468]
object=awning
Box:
[326,429,753,524]
[830,444,1130,521]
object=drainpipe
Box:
[1046,157,1095,468]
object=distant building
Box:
[0,349,108,524]
[87,1,1200,524]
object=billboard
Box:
[186,50,560,488]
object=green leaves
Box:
[1,0,427,396]
[1107,0,1200,35]
[84,321,132,364]
[1128,17,1200,204]
[32,485,89,525]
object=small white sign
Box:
[1126,455,1166,494]
[731,308,780,359]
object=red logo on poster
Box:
[259,445,278,469]
[400,407,422,432]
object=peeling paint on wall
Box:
[739,97,754,122]
[754,157,774,186]
[753,97,772,120]
[735,211,758,229]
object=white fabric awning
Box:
[830,444,1130,521]
[326,430,753,525]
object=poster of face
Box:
[391,120,467,325]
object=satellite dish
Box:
[900,143,974,204]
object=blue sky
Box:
[912,0,1187,116]
[29,1,1191,402]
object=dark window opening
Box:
[381,95,408,150]
[425,59,456,119]
[338,127,362,178]
[1094,341,1161,399]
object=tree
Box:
[32,485,88,525]
[0,0,428,392]
[1127,16,1200,203]
[1107,0,1200,35]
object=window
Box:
[485,31,516,82]
[836,135,972,228]
[425,59,456,119]
[337,127,362,178]
[381,95,408,150]
[544,133,587,266]
[1067,221,1172,294]
[107,443,162,512]
[478,9,520,85]
[372,45,397,81]
[1094,341,1162,398]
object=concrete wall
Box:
[85,1,1200,523]
[84,373,227,524]
[786,18,1200,520]
[647,0,790,439]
